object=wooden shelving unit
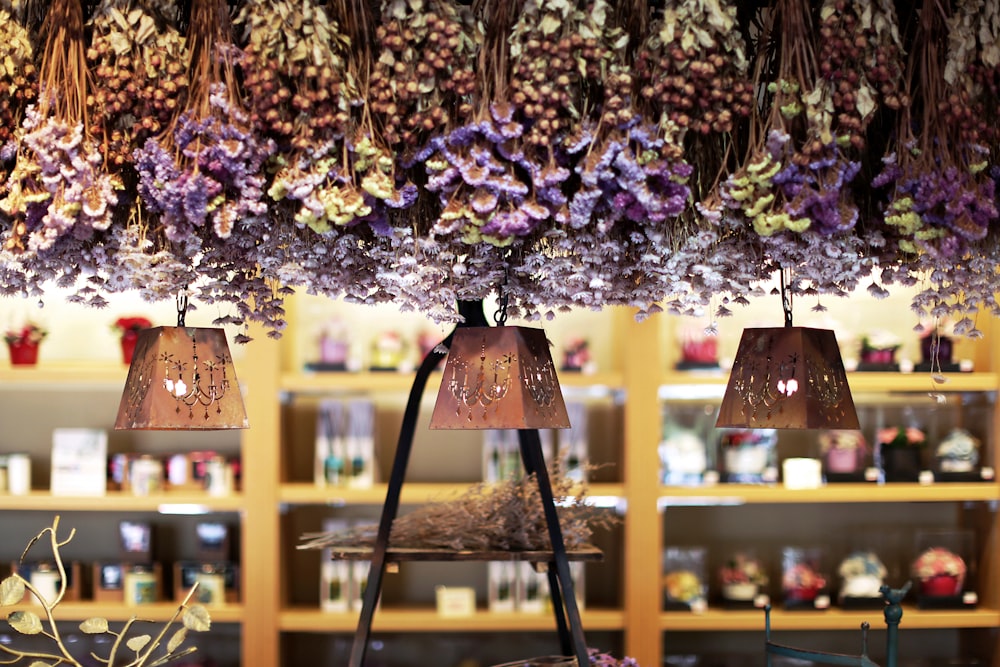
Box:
[3,291,997,667]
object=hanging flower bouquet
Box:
[0,7,36,195]
[0,0,119,291]
[874,0,999,323]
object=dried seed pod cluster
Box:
[0,9,36,151]
[635,0,751,135]
[943,0,995,145]
[86,0,189,168]
[507,0,610,149]
[235,0,357,151]
[817,0,907,151]
[369,0,478,149]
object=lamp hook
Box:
[176,290,189,327]
[779,268,793,328]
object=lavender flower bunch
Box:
[421,105,539,246]
[1,106,118,254]
[567,122,691,234]
[134,83,275,244]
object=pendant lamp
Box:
[115,294,248,430]
[429,298,570,430]
[716,271,859,430]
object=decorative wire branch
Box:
[0,516,211,667]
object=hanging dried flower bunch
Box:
[0,8,36,183]
[0,0,119,270]
[86,0,189,173]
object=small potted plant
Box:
[877,426,926,482]
[719,551,768,604]
[5,321,47,366]
[912,547,966,598]
[113,316,152,364]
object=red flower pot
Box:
[7,341,39,366]
[920,574,961,597]
[120,330,140,364]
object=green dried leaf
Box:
[167,627,187,653]
[0,576,24,606]
[8,610,42,634]
[80,617,109,634]
[28,661,50,667]
[183,605,211,632]
[127,635,151,652]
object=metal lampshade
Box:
[115,326,248,430]
[716,326,859,430]
[430,326,570,430]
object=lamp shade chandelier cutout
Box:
[430,322,570,430]
[716,271,859,430]
[115,294,248,431]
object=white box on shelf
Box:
[516,561,549,614]
[435,586,476,617]
[50,428,107,496]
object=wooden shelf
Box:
[660,606,1000,631]
[658,483,1000,505]
[279,482,626,506]
[0,362,127,389]
[279,606,625,633]
[6,601,244,624]
[315,545,603,563]
[0,490,246,512]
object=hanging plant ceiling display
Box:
[0,0,999,337]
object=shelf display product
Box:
[719,429,778,484]
[662,546,708,611]
[781,546,828,610]
[912,529,977,610]
[718,549,768,608]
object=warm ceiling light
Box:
[716,325,859,430]
[717,270,859,430]
[115,325,248,430]
[429,325,570,430]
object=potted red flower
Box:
[4,322,47,366]
[113,316,153,364]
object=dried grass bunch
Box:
[301,468,616,552]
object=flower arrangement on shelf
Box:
[782,562,827,602]
[837,550,888,599]
[877,426,926,449]
[818,430,868,474]
[4,322,46,346]
[912,547,967,597]
[719,552,768,601]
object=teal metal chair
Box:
[765,583,909,667]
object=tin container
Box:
[7,453,31,495]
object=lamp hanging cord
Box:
[493,264,509,327]
[176,290,188,327]
[780,268,793,328]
